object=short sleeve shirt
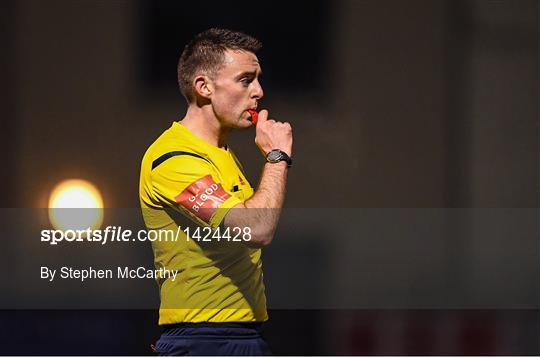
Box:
[139,121,267,324]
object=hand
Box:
[254,110,293,158]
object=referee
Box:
[139,28,293,355]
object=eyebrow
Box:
[235,69,263,80]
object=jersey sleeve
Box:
[150,154,242,229]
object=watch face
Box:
[267,150,283,162]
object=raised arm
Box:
[223,110,293,248]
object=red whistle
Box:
[247,109,258,125]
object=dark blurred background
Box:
[0,0,538,355]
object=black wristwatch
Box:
[266,149,292,168]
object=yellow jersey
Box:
[139,121,268,325]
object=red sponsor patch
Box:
[175,175,231,223]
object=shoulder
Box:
[143,123,212,170]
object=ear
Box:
[193,75,213,99]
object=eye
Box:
[240,77,253,86]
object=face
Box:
[209,49,264,128]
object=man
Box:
[139,28,293,355]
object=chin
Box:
[235,122,253,130]
[232,117,253,129]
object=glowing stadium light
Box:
[48,179,104,231]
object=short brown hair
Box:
[177,28,262,103]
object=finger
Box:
[257,109,269,123]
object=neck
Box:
[181,104,229,148]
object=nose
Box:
[251,79,264,100]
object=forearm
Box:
[246,161,288,209]
[224,161,288,247]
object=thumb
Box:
[257,109,269,124]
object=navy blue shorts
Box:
[154,323,272,356]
